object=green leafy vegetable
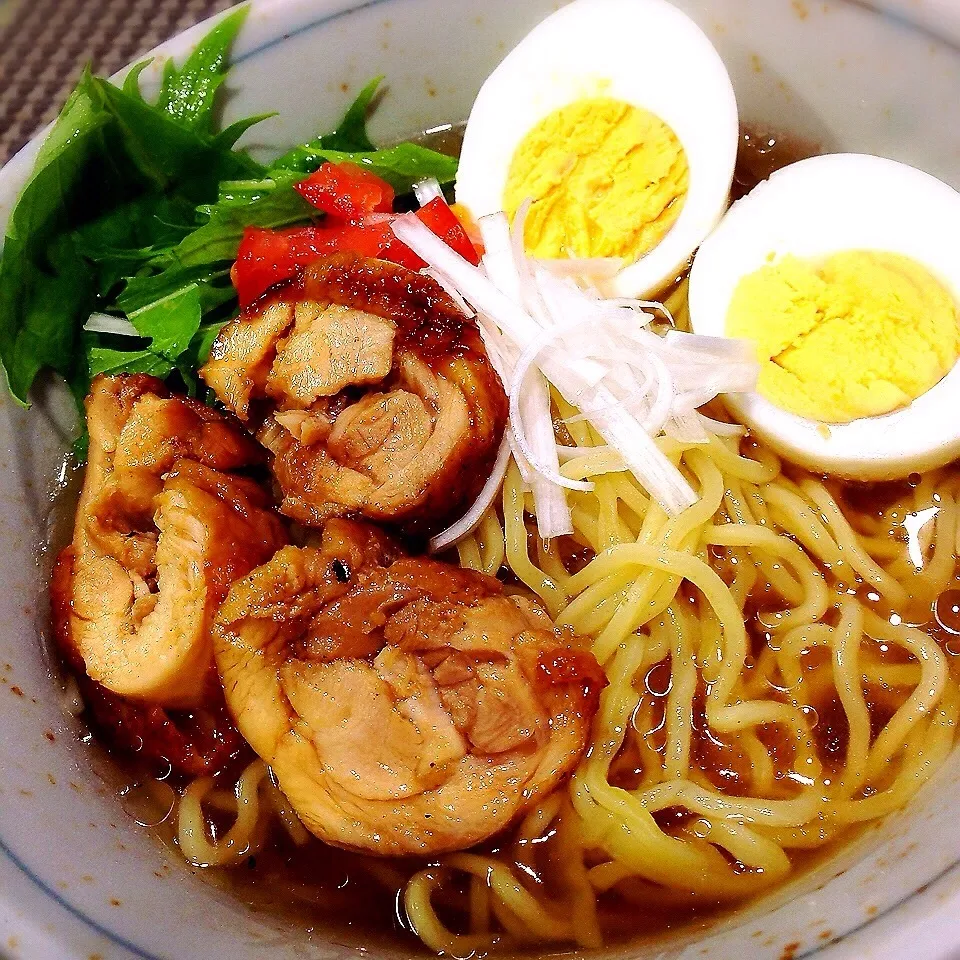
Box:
[87,344,175,380]
[154,8,249,133]
[84,72,264,196]
[0,9,255,405]
[118,263,233,316]
[0,11,460,421]
[273,142,459,194]
[271,76,458,191]
[163,173,315,270]
[213,112,278,151]
[122,61,153,99]
[126,284,202,360]
[0,83,107,400]
[293,75,382,154]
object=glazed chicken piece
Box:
[51,546,247,777]
[214,519,606,857]
[201,252,508,537]
[63,374,287,710]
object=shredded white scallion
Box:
[536,256,623,282]
[390,209,759,533]
[83,313,139,337]
[421,267,476,318]
[508,333,595,494]
[478,213,574,538]
[413,177,444,207]
[429,432,513,552]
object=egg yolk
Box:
[503,97,689,263]
[727,250,960,423]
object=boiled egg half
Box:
[689,153,960,481]
[456,0,738,298]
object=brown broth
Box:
[732,126,821,198]
[46,122,942,958]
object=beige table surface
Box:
[0,0,235,165]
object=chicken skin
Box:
[62,374,287,710]
[51,545,248,777]
[201,253,508,537]
[214,519,606,857]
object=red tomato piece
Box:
[232,226,335,307]
[232,195,479,306]
[294,162,395,220]
[232,222,423,307]
[416,196,481,266]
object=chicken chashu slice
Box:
[51,546,247,777]
[201,252,508,537]
[67,375,287,709]
[214,519,606,857]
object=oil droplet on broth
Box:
[800,704,820,729]
[119,780,176,827]
[644,661,673,697]
[935,589,960,637]
[691,818,712,839]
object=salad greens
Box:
[0,6,458,407]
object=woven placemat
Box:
[0,0,236,165]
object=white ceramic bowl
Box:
[4,1,960,958]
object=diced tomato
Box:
[416,197,481,266]
[294,162,395,220]
[343,221,426,271]
[232,226,335,307]
[232,221,423,306]
[232,182,481,306]
[449,202,485,256]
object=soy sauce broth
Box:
[43,123,900,960]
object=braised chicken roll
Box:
[201,252,508,537]
[51,545,248,777]
[214,519,606,857]
[62,374,287,710]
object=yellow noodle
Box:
[547,804,603,949]
[470,874,491,935]
[477,510,507,576]
[503,462,566,616]
[170,333,960,953]
[263,778,310,846]
[405,869,500,955]
[445,854,572,941]
[457,534,484,572]
[419,422,957,942]
[177,759,269,867]
[662,604,696,781]
[765,484,844,568]
[831,600,871,796]
[800,478,910,606]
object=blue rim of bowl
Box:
[2,0,960,957]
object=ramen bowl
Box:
[3,1,960,958]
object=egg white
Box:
[689,153,960,481]
[455,0,739,298]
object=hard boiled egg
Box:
[456,0,738,298]
[689,153,960,481]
